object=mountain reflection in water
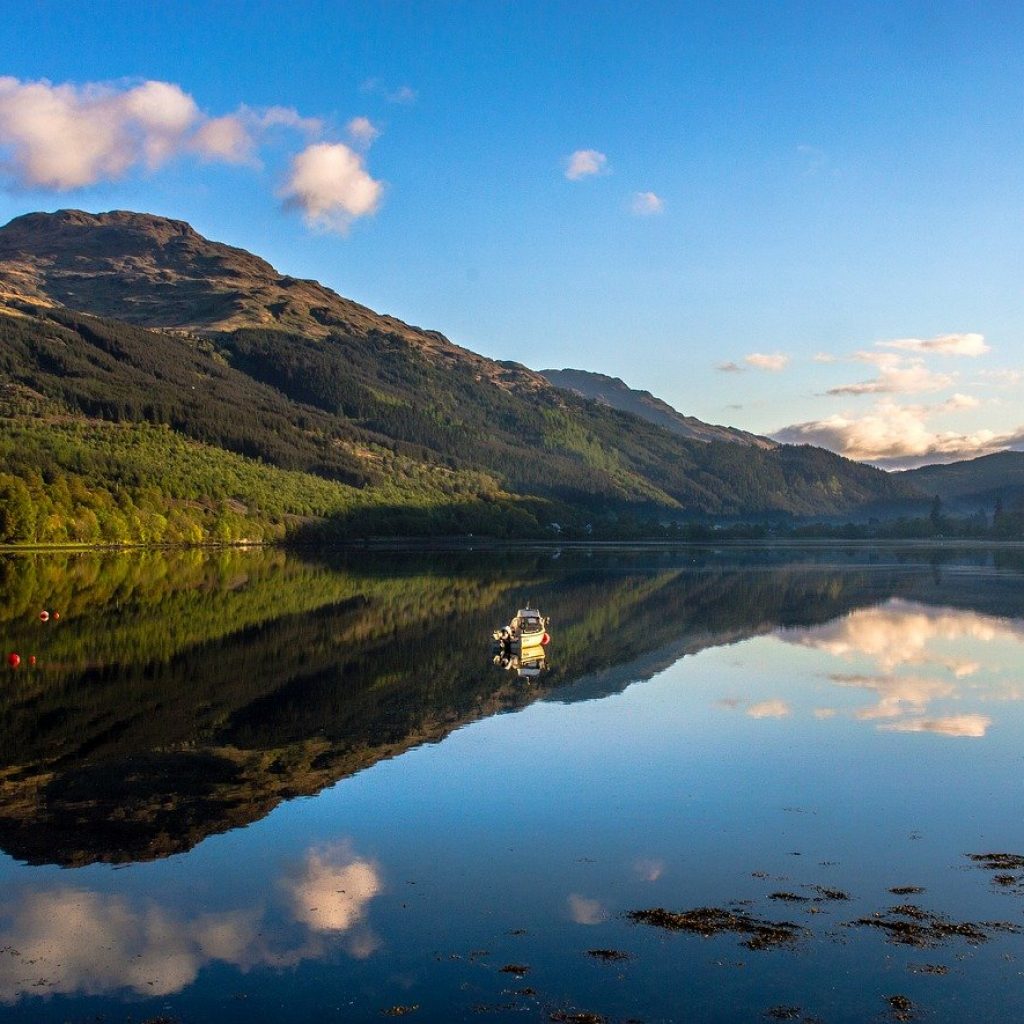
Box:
[0,547,1022,868]
[1,545,1024,1021]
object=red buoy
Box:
[541,632,550,646]
[7,653,20,668]
[52,611,60,621]
[28,655,36,666]
[39,610,49,622]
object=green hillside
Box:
[0,210,928,543]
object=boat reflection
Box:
[492,604,550,680]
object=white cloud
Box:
[746,699,790,719]
[880,332,990,357]
[192,115,255,164]
[881,714,991,738]
[938,393,980,412]
[0,77,388,239]
[826,356,955,396]
[565,149,607,180]
[346,116,380,149]
[775,399,1024,467]
[280,142,384,233]
[630,191,664,215]
[745,352,790,371]
[0,76,204,189]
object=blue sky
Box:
[1,1,1022,467]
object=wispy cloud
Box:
[565,149,607,180]
[630,190,664,215]
[360,78,417,104]
[881,714,991,738]
[746,699,791,719]
[745,352,790,371]
[279,142,384,234]
[567,894,608,925]
[797,144,827,175]
[345,115,380,149]
[716,361,745,373]
[826,355,955,396]
[880,333,990,357]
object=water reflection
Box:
[1,547,1024,1020]
[1,546,1023,869]
[0,842,381,1003]
[776,599,1024,737]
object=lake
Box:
[1,544,1023,1023]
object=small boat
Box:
[492,606,550,655]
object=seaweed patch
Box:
[627,906,804,950]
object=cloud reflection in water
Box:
[777,600,1024,737]
[0,843,382,1003]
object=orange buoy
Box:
[7,653,20,668]
[39,610,49,622]
[28,655,36,666]
[52,611,60,621]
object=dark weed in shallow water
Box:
[549,1012,607,1024]
[967,853,1024,870]
[587,948,632,961]
[627,906,804,950]
[764,1008,822,1024]
[382,1007,420,1017]
[809,885,850,901]
[499,963,530,975]
[852,905,989,947]
[886,994,915,1021]
[967,853,1024,891]
[770,892,810,902]
[890,887,925,896]
[908,963,949,975]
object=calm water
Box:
[1,545,1023,1023]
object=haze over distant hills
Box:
[0,207,1002,543]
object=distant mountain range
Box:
[0,208,1017,542]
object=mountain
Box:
[0,209,441,346]
[903,451,1024,512]
[0,209,926,541]
[539,367,774,448]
